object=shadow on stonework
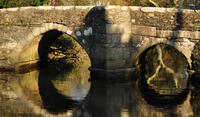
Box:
[82,6,137,81]
[81,6,110,80]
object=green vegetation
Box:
[0,0,49,8]
[133,0,176,7]
[60,0,178,7]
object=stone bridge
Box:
[1,6,200,78]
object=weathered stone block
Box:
[157,30,200,39]
[44,23,50,31]
[174,31,196,39]
[129,6,141,11]
[166,8,179,12]
[106,23,131,34]
[156,30,173,38]
[92,34,107,43]
[90,46,106,60]
[49,23,54,30]
[132,25,156,36]
[106,47,123,60]
[106,34,122,44]
[40,27,46,34]
[141,7,166,13]
[37,6,55,10]
[106,23,132,43]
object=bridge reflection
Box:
[38,68,79,114]
[15,50,197,117]
[35,68,191,117]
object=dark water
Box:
[0,65,200,117]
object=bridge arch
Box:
[137,43,190,95]
[137,43,190,68]
[16,23,91,71]
[135,41,193,69]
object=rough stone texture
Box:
[132,25,156,36]
[0,6,200,78]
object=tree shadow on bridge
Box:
[81,6,107,72]
[167,8,183,46]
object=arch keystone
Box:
[40,27,46,34]
[48,23,54,30]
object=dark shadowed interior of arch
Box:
[15,30,92,114]
[38,30,91,73]
[138,43,190,95]
[137,43,190,107]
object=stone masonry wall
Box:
[0,6,200,76]
[0,6,93,70]
[128,7,200,70]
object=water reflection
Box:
[38,68,79,114]
[74,82,139,117]
[16,63,91,116]
[74,79,193,117]
[190,73,200,116]
[1,69,200,116]
[138,76,189,108]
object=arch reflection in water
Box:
[139,43,190,95]
[73,81,140,117]
[17,71,195,116]
[18,63,91,115]
[138,77,189,108]
[37,28,91,114]
[38,67,90,114]
[73,80,192,117]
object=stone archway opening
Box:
[37,30,92,107]
[138,43,190,95]
[17,29,91,74]
[16,29,92,113]
[38,29,91,73]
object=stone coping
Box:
[0,6,199,14]
[132,25,200,39]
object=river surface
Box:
[0,65,200,117]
